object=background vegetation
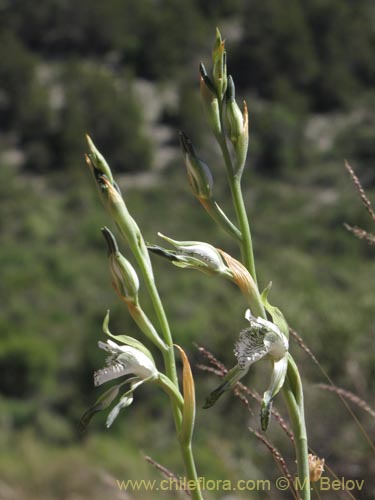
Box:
[0,1,374,499]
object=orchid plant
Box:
[80,29,312,499]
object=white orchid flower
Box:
[94,339,158,385]
[204,310,289,431]
[80,339,158,431]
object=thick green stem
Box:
[283,355,310,500]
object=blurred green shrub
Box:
[57,62,152,172]
[231,0,374,112]
[249,101,304,173]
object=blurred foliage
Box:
[231,0,374,112]
[0,0,374,499]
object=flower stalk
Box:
[84,136,203,499]
[197,28,311,498]
[81,28,311,500]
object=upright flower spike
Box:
[204,310,289,431]
[179,131,213,202]
[149,233,232,277]
[102,227,139,304]
[80,339,159,430]
[212,27,227,100]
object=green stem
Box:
[180,443,204,500]
[231,176,257,284]
[217,110,258,285]
[283,355,310,500]
[157,373,184,416]
[115,217,203,495]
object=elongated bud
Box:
[225,76,244,143]
[200,62,222,137]
[179,131,213,201]
[156,233,231,277]
[212,27,227,99]
[86,134,114,185]
[98,177,152,274]
[224,77,249,177]
[102,227,139,303]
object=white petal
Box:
[234,328,270,368]
[94,363,132,386]
[106,394,134,428]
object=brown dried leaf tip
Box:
[308,454,325,482]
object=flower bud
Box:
[102,227,139,303]
[200,62,222,138]
[179,131,213,201]
[86,134,114,185]
[225,76,244,143]
[156,233,231,277]
[212,28,227,99]
[224,76,249,177]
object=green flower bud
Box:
[212,27,227,99]
[200,62,222,138]
[154,233,231,277]
[102,227,139,303]
[225,76,244,143]
[224,76,249,178]
[179,131,213,201]
[86,134,114,185]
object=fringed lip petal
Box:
[81,338,159,430]
[94,340,158,386]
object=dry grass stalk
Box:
[144,455,190,497]
[344,161,375,245]
[344,161,375,221]
[343,223,375,246]
[248,426,298,500]
[317,384,375,418]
